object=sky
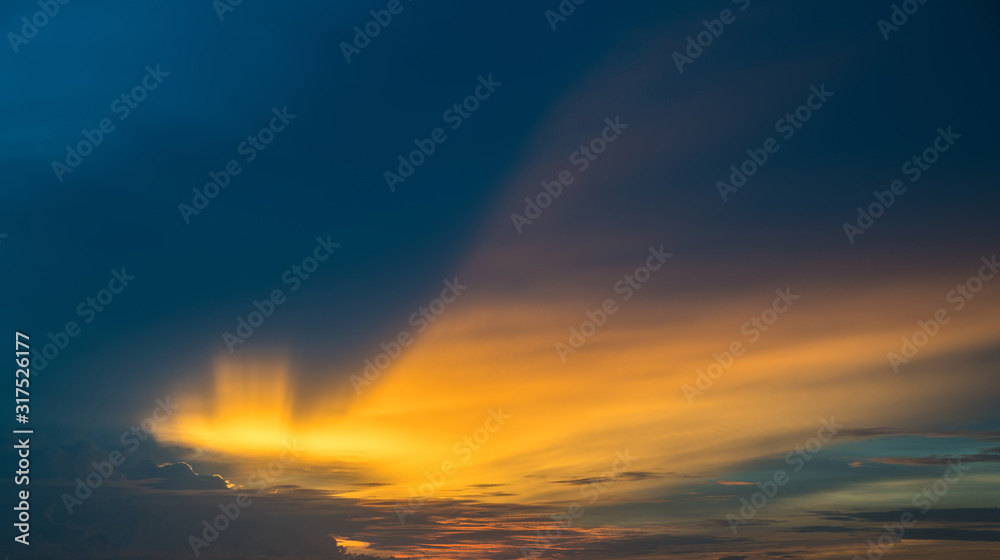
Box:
[2,0,1000,559]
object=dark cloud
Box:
[707,518,786,528]
[784,526,858,533]
[905,528,1000,542]
[551,471,689,485]
[839,428,1000,441]
[546,533,736,559]
[460,491,518,498]
[823,508,1000,525]
[15,481,402,559]
[837,427,901,438]
[124,460,229,490]
[869,447,1000,466]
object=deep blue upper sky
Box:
[3,0,999,426]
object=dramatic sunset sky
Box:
[3,0,999,559]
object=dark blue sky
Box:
[4,1,997,426]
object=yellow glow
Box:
[158,358,430,467]
[158,359,293,454]
[156,269,999,508]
